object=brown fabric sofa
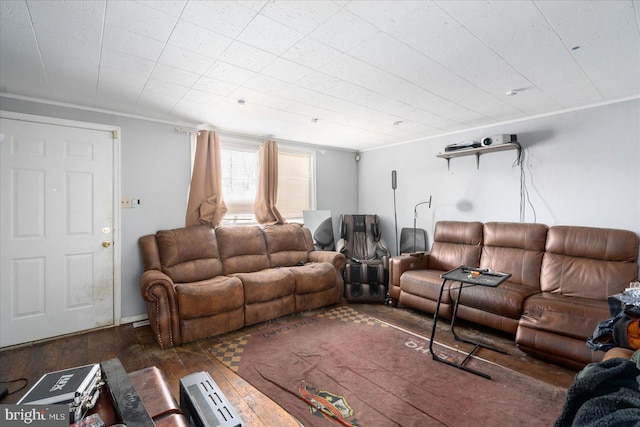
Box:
[139,223,345,348]
[389,221,639,369]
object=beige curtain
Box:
[185,130,228,227]
[254,140,285,225]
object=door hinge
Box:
[112,130,119,139]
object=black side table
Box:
[428,266,512,379]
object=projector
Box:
[481,134,517,146]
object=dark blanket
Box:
[554,355,640,426]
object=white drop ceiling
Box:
[1,0,639,151]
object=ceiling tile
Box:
[227,86,272,105]
[136,90,180,114]
[320,54,379,82]
[150,63,200,87]
[96,86,140,111]
[192,76,239,97]
[102,26,166,61]
[27,0,105,34]
[37,32,101,65]
[217,41,277,72]
[546,81,605,108]
[157,45,216,75]
[135,0,187,16]
[1,0,32,25]
[242,74,297,97]
[105,0,178,41]
[260,58,315,83]
[348,32,410,68]
[281,37,343,69]
[100,48,156,78]
[168,20,233,59]
[98,67,148,92]
[502,89,561,116]
[260,0,340,33]
[0,19,41,66]
[308,9,379,52]
[0,54,49,97]
[204,61,256,85]
[180,1,258,39]
[143,78,190,98]
[237,14,304,55]
[346,1,429,33]
[179,89,225,106]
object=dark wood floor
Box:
[0,303,577,425]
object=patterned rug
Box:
[211,306,567,426]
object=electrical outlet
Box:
[121,197,132,208]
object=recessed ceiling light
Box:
[311,118,318,123]
[393,120,403,126]
[571,46,580,51]
[237,99,245,106]
[506,90,518,96]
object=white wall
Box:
[0,96,358,321]
[358,99,640,257]
[316,148,359,238]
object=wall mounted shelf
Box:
[437,143,521,170]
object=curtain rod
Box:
[177,126,355,154]
[175,127,200,136]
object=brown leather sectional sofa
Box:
[139,223,345,348]
[390,221,639,369]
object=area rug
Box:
[210,306,567,426]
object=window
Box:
[221,145,260,223]
[277,151,312,222]
[218,141,314,224]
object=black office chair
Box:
[312,216,335,251]
[399,227,428,254]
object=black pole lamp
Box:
[413,197,432,252]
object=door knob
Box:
[102,241,111,248]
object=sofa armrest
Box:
[140,270,181,348]
[390,253,431,284]
[388,253,431,305]
[309,251,347,271]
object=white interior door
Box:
[1,117,115,347]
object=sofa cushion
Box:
[216,225,269,274]
[236,268,296,326]
[399,269,457,318]
[175,276,243,320]
[156,225,223,283]
[518,292,611,341]
[401,269,453,304]
[288,262,335,294]
[428,221,483,271]
[480,222,547,288]
[452,281,538,321]
[541,226,639,299]
[234,268,295,304]
[263,224,310,267]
